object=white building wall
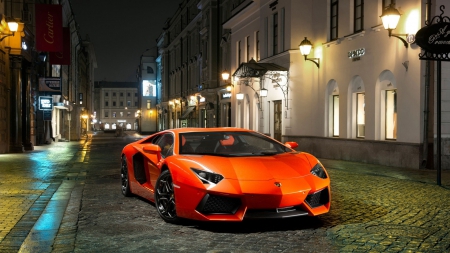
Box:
[225,0,436,168]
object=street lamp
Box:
[0,18,20,42]
[380,3,409,48]
[299,37,320,68]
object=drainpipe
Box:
[421,0,432,169]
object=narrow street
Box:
[0,131,449,252]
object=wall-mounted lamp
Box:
[236,93,244,100]
[299,37,320,68]
[226,84,233,91]
[260,88,268,97]
[221,70,230,81]
[0,18,20,42]
[380,3,409,48]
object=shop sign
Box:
[39,96,53,110]
[39,77,62,93]
[348,48,365,59]
[222,92,232,99]
[416,22,450,54]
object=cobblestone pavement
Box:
[1,131,450,253]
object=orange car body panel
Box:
[121,127,331,221]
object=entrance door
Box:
[273,100,282,141]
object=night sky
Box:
[70,0,181,82]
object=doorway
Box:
[274,100,282,141]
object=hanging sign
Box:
[39,77,62,93]
[39,96,53,110]
[415,22,450,54]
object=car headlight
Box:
[310,163,327,179]
[191,168,224,184]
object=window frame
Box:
[330,0,339,41]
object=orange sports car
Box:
[120,128,330,223]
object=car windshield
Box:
[179,131,292,156]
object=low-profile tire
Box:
[121,156,132,197]
[155,170,180,223]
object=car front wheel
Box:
[155,170,179,223]
[121,156,132,197]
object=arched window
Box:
[376,70,397,140]
[348,76,365,138]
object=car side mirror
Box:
[284,141,298,149]
[143,144,162,154]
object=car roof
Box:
[162,127,254,135]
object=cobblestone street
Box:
[1,131,449,252]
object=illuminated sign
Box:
[39,96,53,110]
[222,92,232,99]
[348,48,365,59]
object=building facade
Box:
[94,81,139,131]
[0,0,96,154]
[222,0,449,169]
[154,0,450,169]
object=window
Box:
[127,101,131,106]
[147,100,151,110]
[127,112,131,117]
[354,0,364,32]
[256,31,260,61]
[356,93,365,138]
[135,101,138,106]
[113,92,116,96]
[156,134,174,158]
[385,90,397,140]
[330,0,338,40]
[120,101,124,106]
[135,93,137,97]
[113,101,116,106]
[113,112,116,118]
[127,92,131,97]
[246,36,250,62]
[105,92,109,97]
[238,40,241,65]
[120,92,123,97]
[120,112,123,117]
[281,8,285,52]
[273,12,278,55]
[333,95,339,137]
[105,101,109,106]
[105,111,109,117]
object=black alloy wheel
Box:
[121,156,132,197]
[155,170,179,223]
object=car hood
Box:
[180,153,313,180]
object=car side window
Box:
[156,134,174,158]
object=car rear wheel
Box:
[121,156,132,197]
[155,170,179,223]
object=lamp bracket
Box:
[304,56,320,68]
[0,32,15,42]
[388,31,409,48]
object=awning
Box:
[180,106,196,119]
[53,102,69,110]
[232,59,288,78]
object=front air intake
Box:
[305,188,330,208]
[196,194,241,214]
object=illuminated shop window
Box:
[143,80,156,97]
[333,95,339,137]
[385,90,397,140]
[356,93,365,138]
[113,112,116,118]
[120,112,123,117]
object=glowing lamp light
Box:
[260,88,268,97]
[236,93,244,100]
[380,4,401,30]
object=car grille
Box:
[196,194,241,214]
[305,187,330,208]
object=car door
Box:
[148,133,174,188]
